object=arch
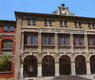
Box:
[90,55,95,74]
[59,55,71,75]
[42,55,55,76]
[75,55,87,75]
[23,55,38,77]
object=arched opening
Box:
[90,56,95,74]
[23,55,38,77]
[42,55,55,76]
[75,55,87,75]
[59,55,71,75]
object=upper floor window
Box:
[49,20,52,26]
[64,21,67,26]
[27,19,31,25]
[75,22,82,28]
[58,35,70,46]
[42,34,54,46]
[32,18,36,25]
[24,34,38,46]
[10,26,14,31]
[44,19,48,26]
[88,35,95,46]
[60,20,63,26]
[3,26,7,31]
[2,39,13,50]
[74,35,84,46]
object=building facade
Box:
[14,4,95,80]
[0,20,16,80]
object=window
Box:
[75,22,78,28]
[58,35,70,46]
[10,26,14,31]
[25,34,38,46]
[88,36,95,46]
[42,34,54,46]
[3,26,7,31]
[27,19,31,25]
[32,18,36,25]
[44,19,48,26]
[2,40,13,50]
[79,22,81,28]
[64,21,67,26]
[60,20,63,26]
[49,20,52,26]
[74,35,84,46]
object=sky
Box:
[0,0,95,20]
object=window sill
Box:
[74,45,85,48]
[24,44,38,47]
[0,71,12,74]
[2,48,13,51]
[58,45,71,48]
[42,45,55,47]
[88,46,95,48]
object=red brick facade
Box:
[0,20,16,78]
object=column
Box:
[38,32,41,54]
[84,34,88,52]
[86,58,91,75]
[38,62,42,77]
[55,33,58,54]
[71,62,76,75]
[70,34,74,51]
[21,32,24,51]
[20,64,23,77]
[55,62,59,76]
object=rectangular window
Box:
[79,22,82,28]
[42,34,54,46]
[49,20,52,26]
[88,36,95,46]
[58,35,70,46]
[75,22,78,28]
[32,18,36,25]
[3,26,7,31]
[10,26,14,31]
[44,19,48,26]
[27,35,31,45]
[60,20,63,26]
[64,21,67,26]
[27,19,31,25]
[74,35,84,46]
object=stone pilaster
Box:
[84,34,88,52]
[70,34,74,52]
[21,32,24,51]
[20,64,23,77]
[38,32,41,54]
[38,62,42,77]
[55,33,58,54]
[71,62,76,75]
[55,62,59,76]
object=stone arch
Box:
[23,55,38,77]
[90,55,95,74]
[59,55,71,75]
[75,55,87,75]
[42,55,55,76]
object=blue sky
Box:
[0,0,95,20]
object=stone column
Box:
[84,34,88,52]
[71,62,76,75]
[55,33,58,54]
[38,62,42,77]
[21,32,24,51]
[55,62,59,76]
[38,32,41,54]
[20,64,23,77]
[70,34,74,51]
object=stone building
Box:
[0,20,16,80]
[14,4,95,80]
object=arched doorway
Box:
[90,56,95,74]
[75,55,87,75]
[23,55,38,77]
[59,55,71,75]
[42,55,55,76]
